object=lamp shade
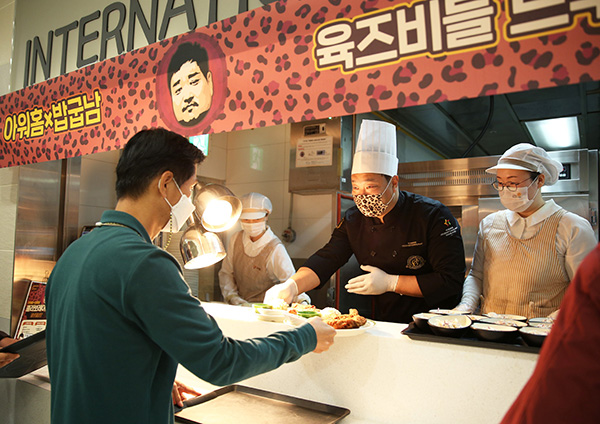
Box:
[193,183,242,232]
[180,224,226,269]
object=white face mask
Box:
[241,221,267,238]
[160,179,196,233]
[499,176,539,213]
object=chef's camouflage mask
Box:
[353,177,396,217]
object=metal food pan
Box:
[175,384,350,423]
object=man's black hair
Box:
[116,128,205,200]
[167,42,210,87]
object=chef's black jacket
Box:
[303,191,466,323]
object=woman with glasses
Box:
[454,143,596,318]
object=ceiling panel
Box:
[378,81,600,159]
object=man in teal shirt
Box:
[46,128,335,424]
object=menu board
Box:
[15,281,47,339]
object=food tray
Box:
[402,322,540,354]
[0,330,47,378]
[175,384,350,424]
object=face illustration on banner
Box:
[168,42,214,127]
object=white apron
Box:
[482,208,569,318]
[232,235,282,303]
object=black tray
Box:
[175,384,350,424]
[0,330,47,378]
[402,322,540,354]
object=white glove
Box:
[452,303,474,313]
[455,276,482,313]
[294,292,311,304]
[264,278,298,304]
[345,265,398,295]
[547,309,560,320]
[226,294,248,306]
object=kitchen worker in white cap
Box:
[454,143,596,318]
[265,120,466,323]
[219,192,305,305]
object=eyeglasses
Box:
[491,176,536,192]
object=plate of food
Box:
[332,319,375,337]
[278,303,374,337]
[322,309,375,337]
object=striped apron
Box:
[232,235,282,303]
[482,208,569,318]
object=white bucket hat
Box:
[486,143,563,185]
[351,120,399,177]
[240,192,272,219]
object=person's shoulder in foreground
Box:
[500,242,600,423]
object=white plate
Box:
[481,317,527,328]
[256,309,286,323]
[333,320,375,337]
[484,313,527,321]
[428,308,468,315]
[528,317,554,324]
[283,315,375,337]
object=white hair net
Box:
[240,192,272,219]
[486,143,563,185]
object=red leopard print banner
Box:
[0,0,599,168]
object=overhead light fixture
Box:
[177,181,241,269]
[524,116,580,150]
[193,183,242,232]
[180,222,226,269]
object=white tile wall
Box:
[223,124,335,262]
[227,142,287,184]
[197,143,227,181]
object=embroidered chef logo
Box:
[406,255,425,270]
[441,218,458,237]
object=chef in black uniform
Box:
[264,119,466,323]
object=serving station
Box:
[1,303,538,424]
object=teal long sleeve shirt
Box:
[46,210,317,424]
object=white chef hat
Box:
[351,120,399,177]
[486,143,563,185]
[240,192,272,219]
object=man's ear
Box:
[157,171,174,196]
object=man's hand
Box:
[307,317,336,353]
[264,278,298,304]
[172,381,201,407]
[345,265,398,295]
[0,337,18,348]
[0,352,19,369]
